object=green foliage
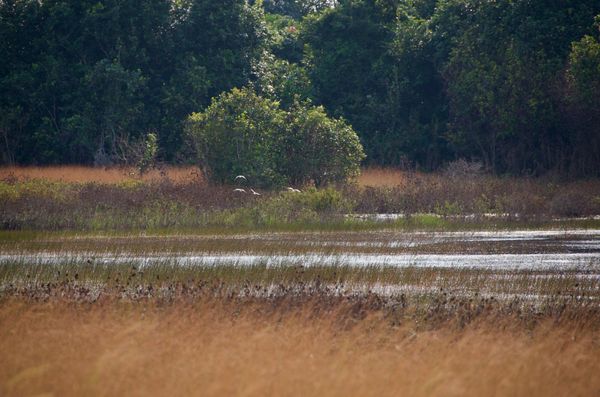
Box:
[282,103,365,186]
[2,0,600,177]
[302,0,395,165]
[0,0,268,164]
[263,0,336,19]
[564,21,600,176]
[0,180,68,202]
[216,187,353,227]
[186,88,286,187]
[264,13,304,62]
[185,87,365,187]
[138,133,159,174]
[300,0,600,174]
[253,55,313,108]
[568,32,600,106]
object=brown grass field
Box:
[0,165,403,187]
[356,166,409,187]
[0,165,203,185]
[0,299,599,397]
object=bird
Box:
[250,188,261,196]
[287,187,301,193]
[235,175,247,181]
[233,188,246,193]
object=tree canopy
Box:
[1,0,599,176]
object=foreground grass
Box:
[1,299,599,397]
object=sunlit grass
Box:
[0,165,202,184]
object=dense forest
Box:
[1,0,599,176]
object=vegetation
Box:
[2,1,600,393]
[1,247,599,395]
[2,298,599,397]
[186,88,364,187]
[1,167,598,396]
[1,167,599,231]
[2,0,599,176]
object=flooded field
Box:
[2,229,600,264]
[2,229,599,303]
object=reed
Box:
[0,298,599,397]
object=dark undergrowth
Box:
[1,172,599,231]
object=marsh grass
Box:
[0,165,201,184]
[1,298,599,397]
[1,166,600,232]
[2,228,599,257]
[2,260,598,310]
[2,166,599,396]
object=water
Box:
[2,229,600,271]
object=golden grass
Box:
[0,165,407,187]
[0,300,598,397]
[0,165,202,184]
[357,167,410,187]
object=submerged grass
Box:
[2,226,599,257]
[2,260,598,308]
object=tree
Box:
[263,0,337,19]
[253,54,313,108]
[564,16,600,175]
[282,103,365,186]
[186,88,287,187]
[433,0,600,174]
[185,87,365,188]
[301,0,395,164]
[0,0,269,165]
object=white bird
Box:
[250,188,261,196]
[235,175,247,181]
[233,188,246,193]
[286,187,301,193]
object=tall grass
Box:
[1,166,600,231]
[0,165,202,184]
[1,299,599,397]
[347,172,600,217]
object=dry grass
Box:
[0,165,405,187]
[357,167,409,187]
[0,165,202,184]
[0,299,598,397]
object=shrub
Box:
[185,87,365,188]
[282,104,365,186]
[186,88,287,187]
[138,132,158,174]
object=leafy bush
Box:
[186,87,365,188]
[282,104,365,186]
[138,132,158,174]
[186,88,287,187]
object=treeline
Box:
[1,0,599,176]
